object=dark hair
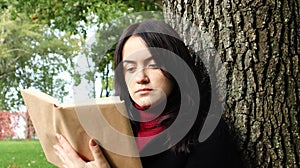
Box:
[114,20,211,153]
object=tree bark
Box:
[163,0,299,167]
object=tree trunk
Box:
[25,111,35,139]
[163,0,299,167]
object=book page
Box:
[21,88,59,105]
[61,96,123,108]
[21,88,142,168]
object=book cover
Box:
[21,88,142,168]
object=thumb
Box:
[89,139,110,167]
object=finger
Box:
[55,134,84,166]
[89,139,104,161]
[56,134,76,154]
[89,139,110,168]
[54,144,73,167]
[54,145,65,162]
[57,134,81,158]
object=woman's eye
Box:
[125,66,136,73]
[148,64,159,69]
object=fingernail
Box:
[56,133,61,140]
[90,139,97,146]
[53,145,58,150]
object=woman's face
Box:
[122,36,173,108]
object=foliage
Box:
[0,0,162,110]
[0,111,23,139]
[87,11,164,97]
[0,0,162,37]
[0,8,79,110]
[0,110,34,140]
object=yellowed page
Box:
[21,88,142,168]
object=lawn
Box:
[0,140,56,168]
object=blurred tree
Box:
[0,110,22,139]
[87,11,164,97]
[0,0,163,140]
[0,0,162,37]
[25,111,35,139]
[0,0,162,110]
[0,7,79,110]
[0,0,163,99]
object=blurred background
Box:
[0,0,162,167]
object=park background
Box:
[0,0,299,167]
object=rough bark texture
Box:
[163,0,299,167]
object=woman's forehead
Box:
[122,36,151,60]
[122,55,154,65]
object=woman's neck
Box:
[134,102,167,122]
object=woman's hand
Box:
[54,133,111,168]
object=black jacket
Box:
[140,119,243,168]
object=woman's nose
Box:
[135,68,149,84]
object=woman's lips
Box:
[135,88,153,94]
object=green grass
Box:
[0,140,56,168]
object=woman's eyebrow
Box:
[143,56,154,63]
[122,55,153,64]
[122,60,136,64]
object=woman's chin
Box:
[136,102,152,109]
[136,98,167,110]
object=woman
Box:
[54,20,242,168]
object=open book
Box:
[21,88,142,168]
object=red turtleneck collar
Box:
[134,104,166,151]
